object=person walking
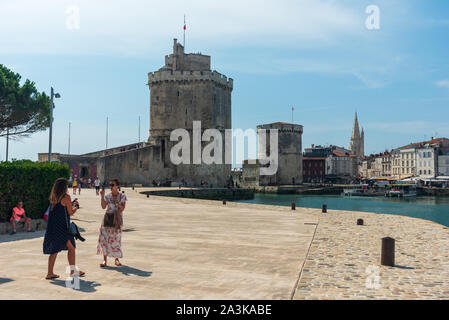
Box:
[97,179,127,267]
[78,179,81,195]
[94,177,101,195]
[10,201,33,234]
[72,178,77,195]
[43,178,85,280]
[88,177,92,189]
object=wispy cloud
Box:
[0,0,362,56]
[436,80,449,89]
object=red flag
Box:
[292,107,295,111]
[184,24,186,30]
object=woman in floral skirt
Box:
[97,179,127,267]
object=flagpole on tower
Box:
[183,14,186,49]
[292,106,294,124]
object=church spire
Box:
[350,112,363,157]
[351,112,360,140]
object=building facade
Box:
[438,151,449,177]
[303,157,326,182]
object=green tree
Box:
[0,64,50,138]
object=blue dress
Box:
[43,202,76,254]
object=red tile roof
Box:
[400,138,449,150]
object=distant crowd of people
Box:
[70,176,102,195]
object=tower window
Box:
[177,91,180,96]
[156,96,159,101]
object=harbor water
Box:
[236,193,449,227]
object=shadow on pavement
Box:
[71,218,97,224]
[50,279,101,293]
[393,265,415,270]
[103,265,152,277]
[0,230,45,243]
[0,278,14,285]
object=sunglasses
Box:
[109,184,116,187]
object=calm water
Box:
[236,193,449,227]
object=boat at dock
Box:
[343,185,385,197]
[386,184,417,198]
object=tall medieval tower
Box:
[349,112,365,158]
[257,122,303,185]
[147,39,233,186]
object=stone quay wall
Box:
[141,188,254,201]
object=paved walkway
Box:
[292,210,449,300]
[0,188,318,299]
[2,188,449,299]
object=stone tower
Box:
[147,39,233,186]
[257,122,303,185]
[349,112,364,158]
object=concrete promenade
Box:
[0,188,318,299]
[1,188,449,299]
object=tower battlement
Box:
[148,70,233,90]
[257,122,303,134]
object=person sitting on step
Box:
[10,201,33,234]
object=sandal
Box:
[45,274,60,280]
[100,262,107,268]
[115,259,122,267]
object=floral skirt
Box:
[97,226,122,258]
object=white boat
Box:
[343,184,369,196]
[386,185,417,198]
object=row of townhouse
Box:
[360,138,449,179]
[303,145,358,182]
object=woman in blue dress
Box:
[43,178,85,280]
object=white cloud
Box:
[0,0,362,56]
[436,80,449,89]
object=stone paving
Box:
[292,211,449,300]
[1,187,449,299]
[0,188,317,300]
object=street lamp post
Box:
[68,122,71,154]
[5,127,9,162]
[48,87,61,162]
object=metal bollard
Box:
[357,219,364,226]
[223,200,226,205]
[322,204,327,213]
[381,237,395,266]
[132,186,135,190]
[146,194,149,198]
[291,202,296,210]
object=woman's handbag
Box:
[103,193,123,229]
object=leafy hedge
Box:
[0,160,70,222]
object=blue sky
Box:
[1,0,448,164]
